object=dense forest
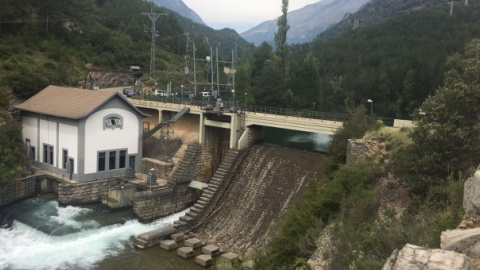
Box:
[235,1,480,118]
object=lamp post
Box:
[245,92,248,110]
[181,85,184,104]
[367,99,373,115]
[232,89,235,109]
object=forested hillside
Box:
[235,1,480,119]
[0,0,247,99]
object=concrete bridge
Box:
[129,99,345,150]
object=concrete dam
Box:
[192,143,325,256]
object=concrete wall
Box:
[197,126,230,183]
[58,179,113,205]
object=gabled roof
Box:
[15,85,148,119]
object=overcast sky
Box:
[182,0,321,33]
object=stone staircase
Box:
[173,149,241,230]
[168,143,202,187]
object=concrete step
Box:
[191,205,204,213]
[196,201,208,208]
[204,190,214,196]
[180,215,194,222]
[186,211,197,218]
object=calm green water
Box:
[0,197,205,270]
[264,127,330,153]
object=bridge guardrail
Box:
[132,95,395,127]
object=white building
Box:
[15,85,148,182]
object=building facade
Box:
[15,85,148,182]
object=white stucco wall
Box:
[84,108,140,174]
[39,118,58,166]
[22,116,38,159]
[58,123,78,172]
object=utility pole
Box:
[465,0,468,6]
[210,46,214,96]
[143,3,165,77]
[193,42,197,96]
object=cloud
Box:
[183,0,320,32]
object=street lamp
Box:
[181,85,184,104]
[367,99,373,115]
[232,89,235,109]
[245,92,248,110]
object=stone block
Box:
[202,245,221,256]
[177,247,195,259]
[382,244,473,270]
[171,232,185,242]
[221,252,239,263]
[195,254,213,267]
[184,238,205,249]
[160,240,177,251]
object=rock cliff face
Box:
[194,143,325,256]
[382,244,473,270]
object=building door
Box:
[129,156,136,170]
[68,158,74,180]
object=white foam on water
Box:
[50,204,99,229]
[0,208,187,270]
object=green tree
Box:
[274,0,289,73]
[0,120,26,183]
[391,39,480,195]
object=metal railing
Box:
[131,94,396,127]
[132,94,351,122]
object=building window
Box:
[105,117,121,126]
[119,150,126,168]
[109,151,116,170]
[43,144,54,165]
[98,152,106,171]
[103,114,123,130]
[30,146,35,161]
[62,149,68,169]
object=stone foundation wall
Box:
[133,184,199,221]
[346,139,368,165]
[58,179,113,205]
[0,176,38,207]
[346,138,387,165]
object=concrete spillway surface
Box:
[0,198,188,270]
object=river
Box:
[0,197,205,270]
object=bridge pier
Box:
[199,113,206,145]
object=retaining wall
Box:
[133,184,199,221]
[0,176,38,207]
[58,178,113,205]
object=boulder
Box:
[441,227,480,257]
[382,244,473,270]
[463,170,480,215]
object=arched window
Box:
[103,114,123,130]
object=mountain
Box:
[318,0,453,40]
[152,0,205,25]
[241,0,370,45]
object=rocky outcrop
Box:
[382,244,473,270]
[464,170,480,215]
[441,228,480,258]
